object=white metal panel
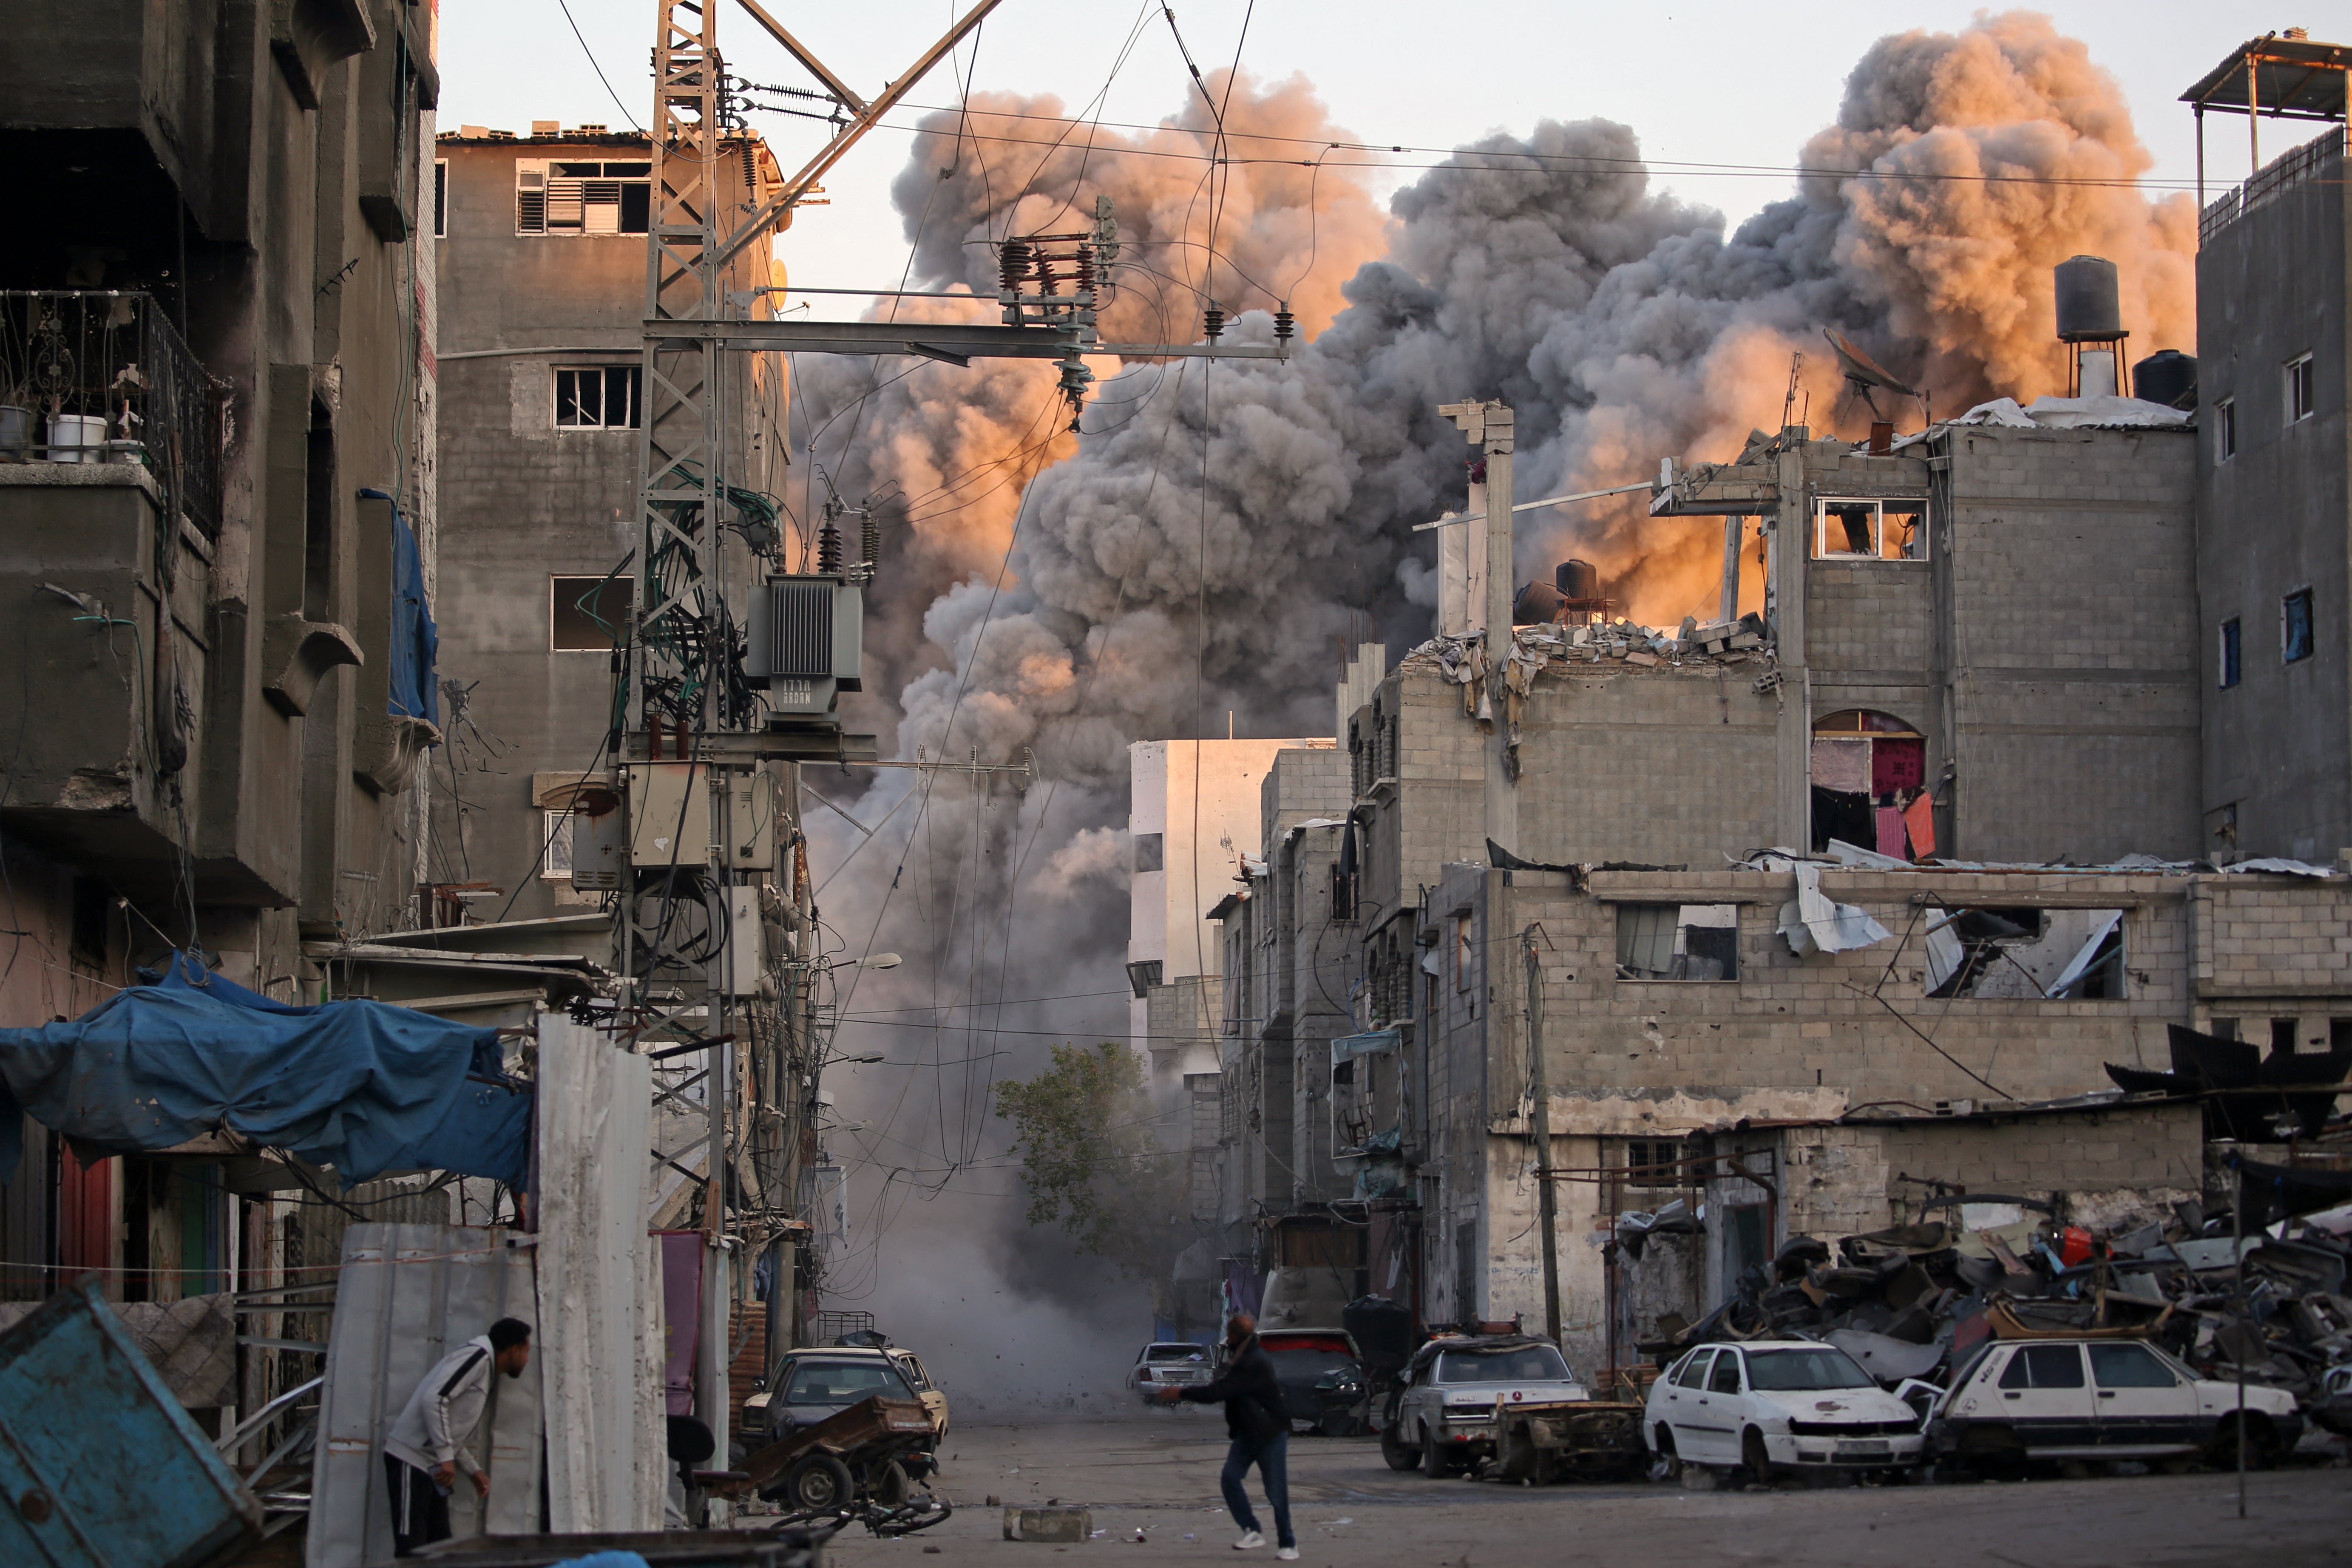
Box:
[304,1225,542,1568]
[534,1017,664,1531]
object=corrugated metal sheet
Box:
[534,1017,664,1531]
[305,1225,542,1568]
[0,1280,261,1568]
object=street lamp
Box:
[853,952,902,970]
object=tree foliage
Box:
[994,1042,1184,1282]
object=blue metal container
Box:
[0,1280,261,1568]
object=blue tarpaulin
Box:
[0,954,528,1188]
[383,493,440,726]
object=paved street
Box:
[821,1410,2352,1568]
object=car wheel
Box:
[2210,1413,2276,1471]
[781,1454,855,1512]
[1741,1428,1778,1486]
[1421,1427,1455,1478]
[1381,1420,1423,1472]
[1651,1427,1683,1484]
[872,1459,913,1506]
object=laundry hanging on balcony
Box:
[381,491,441,726]
[0,953,528,1188]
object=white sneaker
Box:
[1277,1550,1299,1561]
[1233,1530,1265,1550]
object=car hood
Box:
[1748,1388,1916,1423]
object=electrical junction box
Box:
[570,806,628,890]
[744,576,862,723]
[627,763,711,868]
[723,768,777,871]
[724,885,763,995]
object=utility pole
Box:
[1524,925,1560,1344]
[1440,401,1517,855]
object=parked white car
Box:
[1129,1341,1214,1403]
[1644,1341,1925,1480]
[1383,1335,1590,1476]
[1927,1337,2303,1468]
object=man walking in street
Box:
[382,1316,533,1555]
[1156,1314,1296,1558]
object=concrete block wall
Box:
[1466,865,2254,1110]
[2192,875,2352,1004]
[1942,426,2202,862]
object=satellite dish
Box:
[1822,329,1925,424]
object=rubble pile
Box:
[1629,1194,2352,1438]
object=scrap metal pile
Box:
[1631,1182,2352,1439]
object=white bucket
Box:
[46,414,107,464]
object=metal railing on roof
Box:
[2200,128,2346,246]
[0,290,228,536]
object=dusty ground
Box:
[815,1406,2352,1568]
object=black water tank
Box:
[2132,349,2197,410]
[1556,558,1600,600]
[1513,580,1564,625]
[2054,255,2121,342]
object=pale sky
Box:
[437,2,2321,290]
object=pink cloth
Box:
[1875,806,1909,860]
[1810,737,1870,794]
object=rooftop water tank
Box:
[2132,349,2197,410]
[2054,255,2122,342]
[1556,559,1600,600]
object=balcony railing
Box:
[0,291,227,536]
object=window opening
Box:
[554,366,641,429]
[2219,618,2241,689]
[2215,397,2236,461]
[1925,906,2125,999]
[1624,1135,1712,1188]
[515,159,653,234]
[2285,354,2315,423]
[1133,831,1163,873]
[1812,499,1926,561]
[550,574,632,650]
[541,811,575,880]
[1615,904,1739,981]
[2283,589,2314,663]
[433,159,448,238]
[1809,709,1929,857]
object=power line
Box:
[553,0,646,133]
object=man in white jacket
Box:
[381,1317,533,1555]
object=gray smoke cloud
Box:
[797,12,2195,1407]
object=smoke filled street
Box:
[824,1413,2352,1568]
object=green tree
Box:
[995,1042,1184,1282]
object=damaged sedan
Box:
[1645,1341,1926,1481]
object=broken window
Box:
[1624,1135,1711,1188]
[1615,904,1739,981]
[1925,906,2126,1000]
[515,159,653,235]
[1813,499,1926,561]
[555,366,641,429]
[2283,589,2314,663]
[1810,709,1931,858]
[2215,397,2236,461]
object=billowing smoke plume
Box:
[800,13,2194,1400]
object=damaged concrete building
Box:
[1190,51,2352,1376]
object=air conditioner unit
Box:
[744,576,862,726]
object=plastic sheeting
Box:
[1775,860,1891,956]
[0,954,528,1188]
[533,1017,664,1533]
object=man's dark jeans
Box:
[1219,1430,1293,1548]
